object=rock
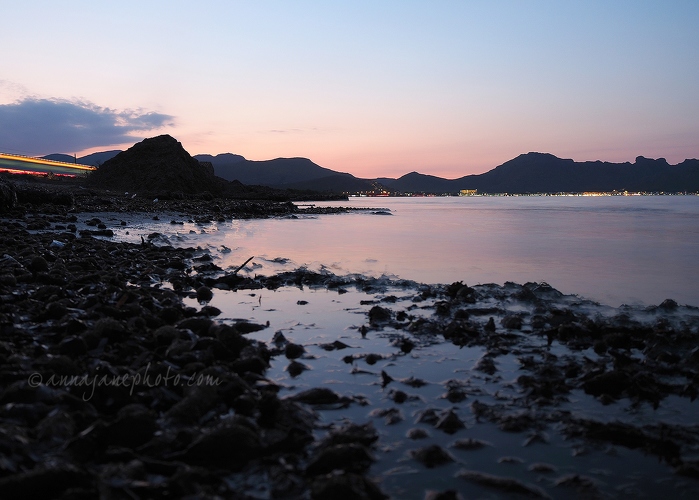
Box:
[529,462,558,473]
[196,285,213,303]
[92,317,128,342]
[320,340,352,351]
[407,428,430,439]
[286,360,310,377]
[104,404,158,448]
[177,420,262,468]
[310,472,388,500]
[474,355,497,375]
[582,370,630,398]
[290,387,346,406]
[456,469,551,498]
[0,464,91,499]
[29,255,50,273]
[424,490,465,500]
[435,409,466,434]
[321,422,379,448]
[57,335,88,356]
[0,179,17,212]
[501,314,523,330]
[368,305,392,325]
[389,389,408,403]
[451,438,490,450]
[366,353,383,365]
[285,342,305,359]
[415,408,440,425]
[306,443,375,475]
[213,324,248,356]
[369,407,403,425]
[658,298,678,310]
[484,317,496,331]
[380,370,393,387]
[233,320,268,334]
[410,444,455,468]
[553,474,601,496]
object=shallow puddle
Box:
[185,284,699,499]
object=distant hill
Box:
[42,151,120,167]
[42,153,79,164]
[194,154,375,191]
[279,173,375,193]
[388,153,699,194]
[194,153,245,166]
[80,150,121,166]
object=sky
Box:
[1,1,698,179]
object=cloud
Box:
[0,98,174,155]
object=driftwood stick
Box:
[232,256,254,275]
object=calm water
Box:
[178,195,699,308]
[103,195,699,307]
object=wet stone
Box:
[289,387,345,406]
[451,438,491,450]
[435,409,466,434]
[176,421,263,468]
[306,443,375,475]
[319,340,352,351]
[310,472,387,500]
[424,490,465,500]
[410,444,455,468]
[456,470,551,498]
[286,360,310,377]
[195,285,213,303]
[368,305,392,325]
[529,462,558,473]
[415,408,440,426]
[501,314,523,330]
[389,389,408,403]
[370,407,404,425]
[57,335,88,356]
[285,342,305,359]
[407,428,430,440]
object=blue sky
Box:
[1,1,697,178]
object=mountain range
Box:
[45,148,699,194]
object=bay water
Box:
[182,195,699,308]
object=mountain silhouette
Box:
[44,143,699,194]
[393,153,699,194]
[42,150,120,167]
[193,154,376,191]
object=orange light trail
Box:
[0,152,96,176]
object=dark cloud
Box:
[0,98,174,155]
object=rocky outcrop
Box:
[86,135,224,195]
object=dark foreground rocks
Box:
[0,215,386,498]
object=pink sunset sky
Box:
[1,1,698,179]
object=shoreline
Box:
[2,183,699,498]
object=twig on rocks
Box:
[232,256,254,275]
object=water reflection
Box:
[87,195,699,307]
